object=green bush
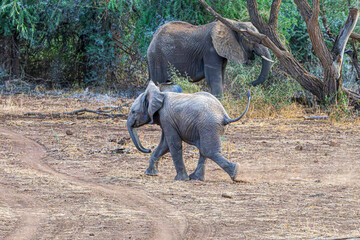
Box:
[168,65,202,93]
[225,61,303,109]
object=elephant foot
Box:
[189,172,205,181]
[145,167,158,176]
[231,163,243,182]
[174,172,189,181]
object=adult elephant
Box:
[147,20,273,97]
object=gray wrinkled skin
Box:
[147,20,272,98]
[127,81,250,181]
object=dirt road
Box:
[0,127,194,239]
[1,95,360,239]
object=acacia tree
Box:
[199,0,360,103]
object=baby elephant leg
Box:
[207,152,240,181]
[169,141,189,180]
[189,154,207,181]
[145,133,169,176]
[165,128,189,180]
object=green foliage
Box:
[1,0,37,39]
[0,0,142,88]
[168,65,202,93]
[0,0,359,109]
[225,61,303,109]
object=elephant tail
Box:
[223,90,251,125]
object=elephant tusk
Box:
[261,55,274,63]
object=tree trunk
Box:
[0,33,21,79]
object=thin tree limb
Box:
[269,0,282,27]
[320,3,336,41]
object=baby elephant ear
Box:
[146,81,165,122]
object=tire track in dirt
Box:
[0,186,46,240]
[0,127,198,239]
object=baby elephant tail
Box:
[223,90,251,125]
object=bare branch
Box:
[343,87,360,103]
[350,32,360,41]
[295,0,333,69]
[246,0,267,27]
[311,0,320,20]
[320,3,335,41]
[24,109,127,119]
[246,0,285,50]
[269,0,282,27]
[112,37,136,59]
[294,0,312,22]
[62,108,126,118]
[24,101,133,119]
[96,100,134,113]
[346,40,360,81]
[332,8,359,64]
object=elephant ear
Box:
[145,81,165,123]
[211,20,247,64]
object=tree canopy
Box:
[0,0,359,100]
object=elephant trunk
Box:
[251,45,272,86]
[127,121,151,153]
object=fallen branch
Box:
[289,177,321,183]
[24,110,126,118]
[304,115,329,120]
[24,101,134,119]
[342,87,360,103]
[63,108,127,118]
[96,100,134,113]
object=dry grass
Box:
[221,94,306,119]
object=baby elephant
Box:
[127,81,250,181]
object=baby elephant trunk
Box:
[223,90,251,125]
[127,121,151,153]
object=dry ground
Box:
[0,95,360,240]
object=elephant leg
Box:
[206,152,239,181]
[199,133,239,181]
[221,59,228,86]
[164,127,189,180]
[145,132,169,176]
[148,57,169,84]
[204,50,226,98]
[189,154,207,181]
